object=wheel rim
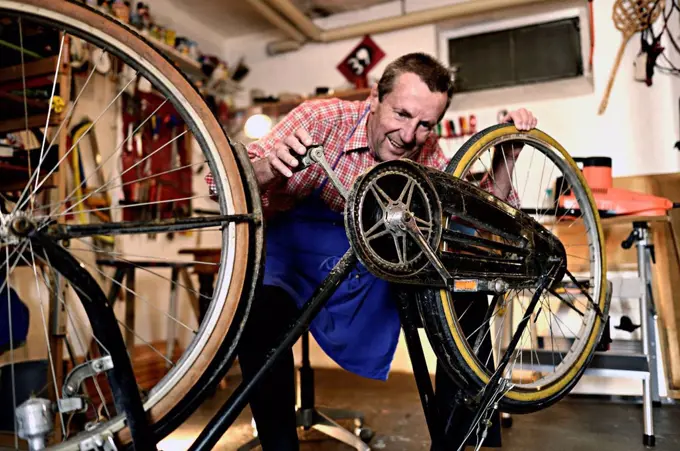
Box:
[439,127,606,401]
[0,1,251,448]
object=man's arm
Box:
[247,103,319,187]
[485,108,537,207]
[479,147,521,208]
[205,102,321,211]
[428,108,536,208]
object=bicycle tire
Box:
[418,124,609,413]
[1,0,260,447]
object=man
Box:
[208,52,537,450]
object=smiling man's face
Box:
[367,72,449,162]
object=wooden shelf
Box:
[0,161,55,192]
[147,36,203,80]
[0,55,63,84]
[0,112,64,134]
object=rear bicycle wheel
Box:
[0,0,261,448]
[419,124,609,413]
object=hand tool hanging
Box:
[597,0,665,115]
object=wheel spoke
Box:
[21,242,67,438]
[37,248,113,419]
[50,98,168,218]
[31,34,65,211]
[17,63,139,214]
[5,245,18,449]
[369,181,394,209]
[73,255,196,335]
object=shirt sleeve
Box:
[478,175,521,209]
[204,102,322,210]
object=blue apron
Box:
[262,108,401,381]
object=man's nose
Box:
[400,121,417,145]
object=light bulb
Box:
[244,114,272,139]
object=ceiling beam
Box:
[260,0,553,54]
[244,0,307,43]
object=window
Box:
[438,6,589,95]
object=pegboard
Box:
[120,91,192,223]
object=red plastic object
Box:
[557,157,675,217]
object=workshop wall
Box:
[228,0,680,178]
[0,73,213,365]
[221,0,680,377]
[144,0,228,57]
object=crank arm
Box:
[402,211,454,290]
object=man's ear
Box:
[369,83,379,113]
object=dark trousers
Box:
[236,286,501,451]
[237,285,301,451]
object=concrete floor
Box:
[160,369,680,451]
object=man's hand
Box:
[252,127,314,187]
[496,107,538,159]
[490,108,537,201]
[499,108,538,131]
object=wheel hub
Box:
[384,203,410,235]
[0,213,35,245]
[11,215,35,236]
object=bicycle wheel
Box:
[418,124,609,413]
[0,0,261,448]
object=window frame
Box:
[436,3,593,108]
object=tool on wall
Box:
[597,0,665,115]
[119,91,192,230]
[437,114,480,139]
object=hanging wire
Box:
[640,0,680,77]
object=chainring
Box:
[345,160,443,281]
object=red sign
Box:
[336,35,385,87]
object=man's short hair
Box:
[377,52,455,107]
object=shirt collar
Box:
[343,99,371,154]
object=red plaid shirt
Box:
[206,98,519,216]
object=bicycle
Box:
[0,1,608,450]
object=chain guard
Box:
[344,159,567,289]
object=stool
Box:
[95,259,197,363]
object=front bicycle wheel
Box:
[418,124,609,413]
[0,0,260,448]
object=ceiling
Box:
[291,0,396,18]
[156,0,397,41]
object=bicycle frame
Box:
[180,160,570,450]
[35,154,587,450]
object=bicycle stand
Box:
[188,250,548,451]
[621,221,664,447]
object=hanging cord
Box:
[641,0,680,78]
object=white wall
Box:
[228,0,679,178]
[219,0,680,380]
[143,0,227,56]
